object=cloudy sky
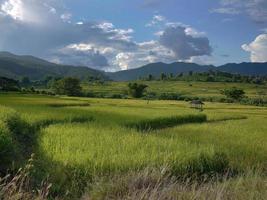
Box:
[0,0,267,71]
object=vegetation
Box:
[0,77,20,91]
[221,87,246,101]
[0,93,266,199]
[52,77,82,96]
[126,114,207,131]
[0,52,108,80]
[127,82,148,98]
[140,70,267,84]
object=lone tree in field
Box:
[53,77,82,96]
[128,83,148,98]
[221,87,245,101]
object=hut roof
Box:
[190,100,204,105]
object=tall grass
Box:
[126,114,207,131]
[85,168,267,200]
[0,155,51,200]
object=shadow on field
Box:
[208,116,248,124]
[46,103,91,108]
[34,116,94,129]
[125,114,207,132]
[0,106,95,198]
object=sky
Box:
[0,0,267,72]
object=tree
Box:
[221,87,245,101]
[148,74,153,81]
[206,75,215,82]
[128,83,148,98]
[53,77,82,96]
[189,71,193,76]
[21,77,31,87]
[177,73,183,78]
[160,73,167,80]
[0,77,20,91]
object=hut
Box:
[190,100,204,110]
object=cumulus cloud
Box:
[159,26,212,60]
[242,34,267,62]
[0,0,213,71]
[213,0,267,23]
[0,0,138,70]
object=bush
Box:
[158,93,182,100]
[240,97,267,106]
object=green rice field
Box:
[0,90,267,199]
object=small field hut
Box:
[190,100,204,110]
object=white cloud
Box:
[60,13,72,22]
[210,7,240,15]
[0,1,214,71]
[159,26,212,60]
[213,0,267,23]
[1,0,24,21]
[146,14,166,27]
[115,53,133,70]
[242,34,267,62]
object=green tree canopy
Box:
[128,83,148,98]
[53,77,82,96]
[221,87,245,101]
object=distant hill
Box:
[108,62,267,81]
[0,52,108,80]
[217,63,267,76]
[1,52,267,82]
[107,62,213,81]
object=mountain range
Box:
[0,52,266,81]
[108,62,267,81]
[0,52,108,80]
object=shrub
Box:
[158,93,182,100]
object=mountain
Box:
[217,62,267,75]
[108,62,267,81]
[107,62,214,81]
[1,52,267,82]
[0,52,108,80]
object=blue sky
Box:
[0,0,267,71]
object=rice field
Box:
[0,92,267,199]
[83,81,267,98]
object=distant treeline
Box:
[139,70,267,84]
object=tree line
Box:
[139,70,267,84]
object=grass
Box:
[126,114,207,131]
[82,81,267,99]
[0,92,266,199]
